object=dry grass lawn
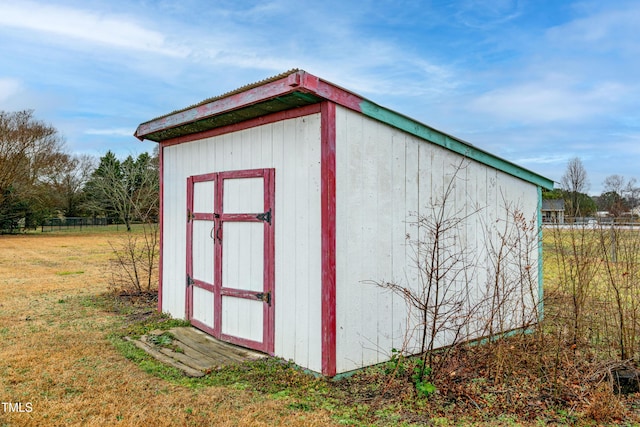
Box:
[0,230,337,427]
[4,227,640,427]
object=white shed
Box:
[135,70,553,376]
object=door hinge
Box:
[187,209,194,222]
[255,291,271,306]
[256,208,272,225]
[186,274,194,287]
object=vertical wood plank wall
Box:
[334,106,539,373]
[162,113,323,373]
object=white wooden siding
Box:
[222,222,263,292]
[334,106,540,373]
[191,220,215,284]
[162,113,323,373]
[222,297,263,342]
[223,177,263,213]
[192,286,214,328]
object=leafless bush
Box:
[376,159,481,381]
[375,158,548,391]
[109,222,159,295]
[479,195,541,342]
[597,223,640,360]
[547,221,601,350]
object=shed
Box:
[135,69,554,376]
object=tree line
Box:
[0,110,158,233]
[544,157,640,219]
[3,111,634,232]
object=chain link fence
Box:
[40,217,113,232]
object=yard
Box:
[2,227,640,426]
[0,229,335,426]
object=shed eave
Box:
[136,91,323,142]
[135,70,324,142]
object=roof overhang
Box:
[134,70,360,142]
[135,69,554,190]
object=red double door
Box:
[186,168,275,354]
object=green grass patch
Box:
[22,223,155,236]
[108,334,187,381]
[56,270,84,276]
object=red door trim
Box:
[321,101,337,376]
[192,172,218,182]
[263,168,275,354]
[157,144,165,313]
[185,175,195,321]
[216,168,275,354]
[186,168,275,355]
[185,173,218,335]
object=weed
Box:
[413,376,437,398]
[288,402,312,411]
[124,316,191,337]
[147,332,174,346]
[585,385,627,424]
[384,349,437,398]
[551,408,578,425]
[385,348,407,376]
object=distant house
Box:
[541,199,565,223]
[135,69,553,376]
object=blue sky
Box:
[0,0,638,195]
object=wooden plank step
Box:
[157,347,213,372]
[167,329,240,363]
[140,335,218,371]
[170,327,265,363]
[181,327,266,359]
[169,340,227,369]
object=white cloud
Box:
[469,78,627,124]
[546,3,640,54]
[454,0,523,29]
[0,78,22,103]
[85,128,134,137]
[514,154,573,165]
[0,1,187,57]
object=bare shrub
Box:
[374,157,549,396]
[547,220,601,350]
[597,223,640,360]
[479,196,541,341]
[585,384,627,424]
[547,220,640,361]
[109,222,159,295]
[475,197,543,385]
[375,159,481,384]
